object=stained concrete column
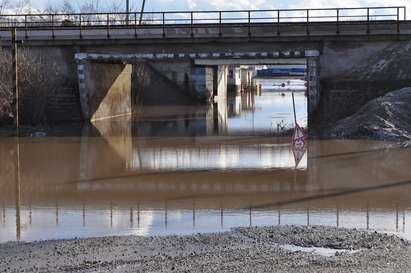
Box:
[306,50,321,121]
[228,67,242,94]
[194,66,215,102]
[77,59,132,121]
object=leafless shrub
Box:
[0,0,10,14]
[0,47,65,125]
[0,51,13,124]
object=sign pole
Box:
[292,91,297,126]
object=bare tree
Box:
[78,0,101,13]
[0,51,13,124]
[108,0,123,13]
[0,0,10,14]
[43,4,58,14]
[61,0,75,14]
[0,48,65,125]
[13,0,31,14]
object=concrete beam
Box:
[194,58,307,66]
[74,51,306,62]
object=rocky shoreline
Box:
[1,225,410,273]
[328,87,411,142]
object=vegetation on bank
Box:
[0,49,64,125]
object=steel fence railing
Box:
[0,6,407,38]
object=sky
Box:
[4,0,410,12]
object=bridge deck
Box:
[1,21,411,42]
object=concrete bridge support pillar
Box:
[228,67,242,94]
[193,64,229,103]
[77,59,132,121]
[306,50,321,121]
[214,65,229,101]
[202,64,228,135]
[194,66,215,102]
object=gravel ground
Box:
[1,225,411,273]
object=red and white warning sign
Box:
[292,122,307,168]
[292,122,307,150]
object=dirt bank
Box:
[329,87,411,141]
[1,226,410,273]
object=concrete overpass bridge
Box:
[0,6,409,42]
[0,6,410,125]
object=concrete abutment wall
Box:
[77,61,132,121]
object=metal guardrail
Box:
[0,6,407,38]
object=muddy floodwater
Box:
[1,90,411,243]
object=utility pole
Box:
[139,0,146,25]
[126,0,130,24]
[12,28,19,130]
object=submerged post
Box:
[12,28,19,130]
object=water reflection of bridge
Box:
[1,183,411,242]
[1,128,411,241]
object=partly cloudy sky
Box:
[2,0,410,17]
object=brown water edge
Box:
[0,135,411,242]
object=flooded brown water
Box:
[1,91,410,242]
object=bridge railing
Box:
[0,6,407,37]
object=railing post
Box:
[277,10,280,36]
[248,10,251,37]
[107,13,110,39]
[79,15,83,39]
[24,15,28,40]
[306,9,310,35]
[162,12,166,37]
[134,12,138,38]
[336,9,340,35]
[51,14,55,39]
[397,7,400,34]
[190,11,194,38]
[404,7,407,21]
[219,11,222,37]
[366,8,370,34]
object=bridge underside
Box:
[75,51,319,124]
